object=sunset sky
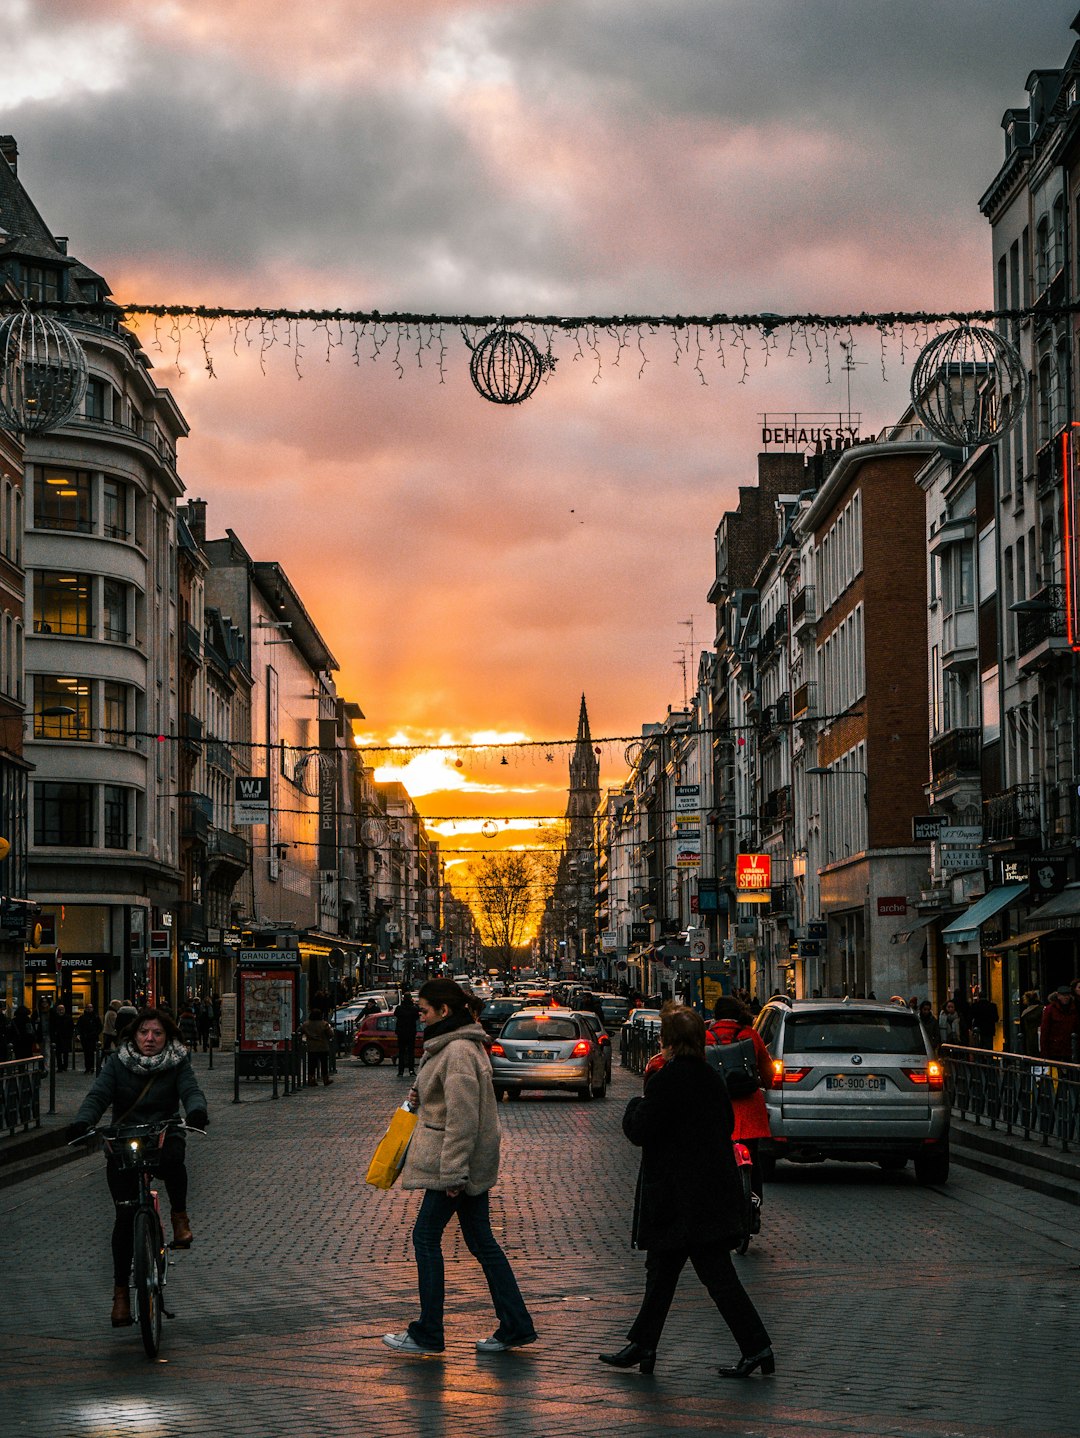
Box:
[3,0,1071,852]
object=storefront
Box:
[940,883,1029,1044]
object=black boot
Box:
[598,1342,656,1374]
[718,1347,775,1379]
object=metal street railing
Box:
[1,1057,45,1136]
[621,1022,661,1075]
[941,1043,1080,1152]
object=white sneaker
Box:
[476,1333,538,1353]
[382,1331,440,1355]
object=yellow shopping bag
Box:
[365,1102,419,1189]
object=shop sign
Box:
[1029,853,1068,897]
[630,922,650,942]
[735,852,770,902]
[877,896,907,917]
[806,920,828,941]
[798,939,822,958]
[939,825,984,845]
[996,855,1029,886]
[675,785,701,827]
[601,931,618,951]
[912,815,944,842]
[234,775,271,826]
[941,848,985,873]
[149,929,170,955]
[676,833,701,868]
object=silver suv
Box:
[754,998,950,1184]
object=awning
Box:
[890,911,960,945]
[1025,883,1080,926]
[985,928,1054,952]
[940,884,1028,945]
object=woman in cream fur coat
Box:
[382,978,536,1357]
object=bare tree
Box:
[464,852,554,972]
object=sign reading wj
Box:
[234,775,271,825]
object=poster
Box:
[239,969,295,1050]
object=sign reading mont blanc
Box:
[234,774,271,825]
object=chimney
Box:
[186,498,207,544]
[54,237,68,255]
[0,137,17,174]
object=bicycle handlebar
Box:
[66,1119,209,1147]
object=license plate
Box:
[826,1075,886,1091]
[524,1049,557,1060]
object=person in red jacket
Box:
[1039,987,1077,1061]
[709,996,772,1227]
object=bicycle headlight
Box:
[129,1140,140,1152]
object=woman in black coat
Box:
[599,1005,774,1379]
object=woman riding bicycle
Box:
[67,1007,208,1328]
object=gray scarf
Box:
[115,1038,188,1074]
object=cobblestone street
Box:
[1,1055,1076,1438]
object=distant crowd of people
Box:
[0,992,223,1068]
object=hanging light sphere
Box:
[360,817,388,848]
[0,310,89,434]
[910,324,1026,446]
[468,326,547,405]
[624,740,644,768]
[481,819,498,839]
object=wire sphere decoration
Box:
[360,817,388,848]
[624,740,645,768]
[909,324,1026,447]
[481,819,499,839]
[467,326,551,405]
[0,310,89,434]
[292,750,336,797]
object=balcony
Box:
[1045,784,1077,844]
[180,712,203,756]
[181,621,202,663]
[1016,585,1069,672]
[929,728,981,787]
[984,783,1041,844]
[1035,438,1062,498]
[206,825,250,878]
[791,585,817,637]
[206,739,235,776]
[941,606,977,668]
[792,680,816,719]
[176,900,206,943]
[768,882,794,917]
[180,802,210,843]
[761,786,791,831]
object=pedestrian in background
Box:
[302,1008,334,1086]
[938,999,963,1048]
[50,1002,74,1071]
[76,1003,103,1074]
[177,1003,198,1050]
[918,1000,938,1051]
[101,999,122,1056]
[600,1005,774,1380]
[10,1004,35,1058]
[1018,991,1043,1056]
[1039,987,1076,1060]
[394,990,420,1079]
[709,996,772,1220]
[1071,980,1080,1060]
[195,999,212,1052]
[969,988,999,1049]
[382,978,536,1357]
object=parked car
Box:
[489,1008,608,1100]
[351,1012,424,1066]
[594,994,632,1029]
[754,997,950,1184]
[478,998,521,1037]
[578,1011,613,1081]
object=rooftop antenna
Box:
[673,648,688,709]
[839,340,866,428]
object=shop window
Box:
[34,467,91,533]
[103,477,129,540]
[34,675,91,739]
[35,571,92,636]
[103,785,130,849]
[102,682,130,746]
[103,579,129,642]
[34,782,94,846]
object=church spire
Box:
[576,692,591,746]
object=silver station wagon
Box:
[754,998,950,1184]
[489,1008,608,1101]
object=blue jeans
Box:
[408,1189,535,1351]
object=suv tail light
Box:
[903,1061,944,1090]
[771,1060,810,1087]
[571,1040,591,1056]
[490,1042,505,1057]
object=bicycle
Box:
[71,1119,205,1357]
[732,1140,756,1255]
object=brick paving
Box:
[0,1054,1077,1437]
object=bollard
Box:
[282,1036,291,1098]
[47,1041,56,1115]
[233,1038,241,1104]
[208,1038,213,1071]
[271,1045,279,1100]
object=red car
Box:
[351,1012,424,1066]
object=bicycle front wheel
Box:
[133,1210,163,1358]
